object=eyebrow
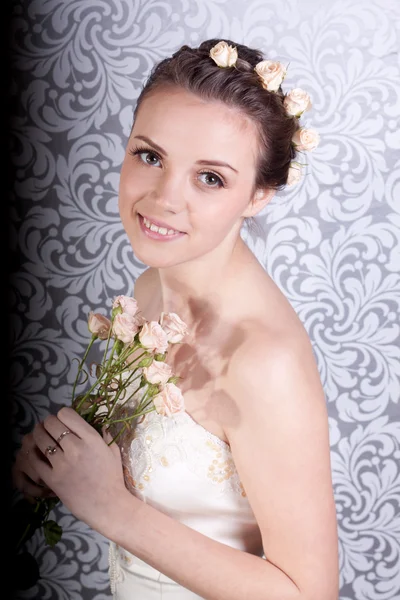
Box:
[133,135,239,174]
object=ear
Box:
[241,188,275,218]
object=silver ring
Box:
[45,445,57,456]
[56,429,71,444]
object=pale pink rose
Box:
[287,163,303,186]
[112,295,138,316]
[292,127,320,152]
[209,41,238,67]
[254,60,286,92]
[153,382,185,416]
[88,312,112,340]
[283,88,312,117]
[160,312,189,343]
[139,321,169,353]
[112,312,140,344]
[143,360,172,385]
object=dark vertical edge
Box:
[6,1,18,597]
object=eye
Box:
[198,171,225,188]
[128,147,162,167]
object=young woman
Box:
[12,39,339,600]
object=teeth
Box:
[143,217,179,236]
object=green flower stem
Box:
[139,397,157,413]
[15,497,47,552]
[107,370,144,414]
[102,369,141,414]
[101,347,150,415]
[71,335,97,403]
[15,508,39,552]
[108,422,128,445]
[74,340,123,412]
[113,380,143,413]
[100,325,114,366]
[106,405,156,428]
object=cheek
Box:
[189,191,245,229]
[118,164,146,213]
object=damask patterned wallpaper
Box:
[8,0,400,599]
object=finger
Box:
[23,454,48,486]
[32,422,61,463]
[12,454,54,498]
[20,475,52,499]
[13,450,40,487]
[56,406,97,439]
[42,414,73,449]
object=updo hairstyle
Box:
[132,38,301,193]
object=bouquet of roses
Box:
[12,295,188,587]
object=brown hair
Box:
[132,38,301,195]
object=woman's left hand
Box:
[30,406,129,533]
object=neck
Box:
[154,235,251,332]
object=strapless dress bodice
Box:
[108,408,263,596]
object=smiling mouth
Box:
[139,213,184,235]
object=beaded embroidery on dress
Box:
[121,410,247,498]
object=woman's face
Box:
[118,87,263,268]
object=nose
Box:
[151,170,185,213]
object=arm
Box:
[30,330,339,600]
[108,330,339,600]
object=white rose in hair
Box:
[209,41,238,68]
[283,88,312,117]
[254,60,286,92]
[292,127,320,151]
[287,163,303,186]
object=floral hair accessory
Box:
[209,41,238,67]
[254,60,287,92]
[287,162,303,186]
[209,42,319,186]
[292,127,320,152]
[283,88,312,117]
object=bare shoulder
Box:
[227,319,323,407]
[222,320,339,598]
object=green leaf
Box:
[43,520,63,547]
[44,497,60,511]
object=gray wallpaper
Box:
[8,0,400,599]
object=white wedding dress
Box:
[108,409,263,599]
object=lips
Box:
[139,213,184,233]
